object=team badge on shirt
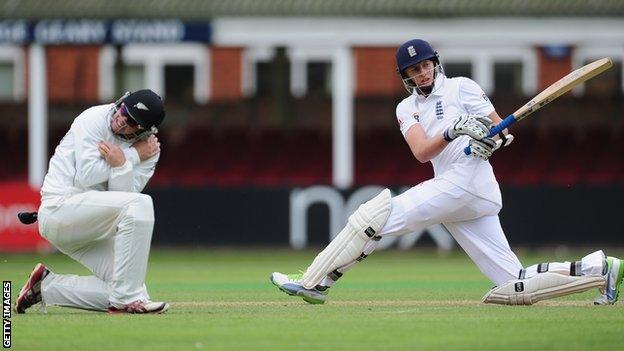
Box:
[481,93,489,102]
[412,112,420,122]
[435,101,444,120]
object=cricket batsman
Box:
[15,89,169,314]
[271,39,623,306]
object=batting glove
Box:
[443,114,492,142]
[469,133,515,160]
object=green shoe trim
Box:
[606,256,624,303]
[286,273,303,281]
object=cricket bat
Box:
[464,57,613,155]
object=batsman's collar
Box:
[415,74,446,102]
[429,73,447,97]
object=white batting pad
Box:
[301,189,392,289]
[482,272,605,305]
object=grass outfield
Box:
[3,248,624,350]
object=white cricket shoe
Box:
[270,272,327,304]
[594,256,624,305]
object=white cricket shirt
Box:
[396,74,502,205]
[41,104,159,201]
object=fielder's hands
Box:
[98,141,126,167]
[469,133,515,160]
[132,135,161,161]
[443,114,492,142]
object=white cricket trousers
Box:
[37,191,155,311]
[380,178,523,285]
[321,178,607,289]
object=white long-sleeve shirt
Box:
[41,103,159,201]
[395,74,502,206]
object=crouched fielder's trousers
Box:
[37,191,155,311]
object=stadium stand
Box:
[1,96,622,187]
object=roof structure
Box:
[1,0,623,20]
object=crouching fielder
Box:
[15,90,169,314]
[270,39,623,306]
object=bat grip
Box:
[463,115,517,155]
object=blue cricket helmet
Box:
[395,39,442,95]
[395,39,439,77]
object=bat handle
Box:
[463,115,517,155]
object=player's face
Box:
[111,104,143,136]
[405,60,435,87]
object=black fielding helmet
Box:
[122,89,165,129]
